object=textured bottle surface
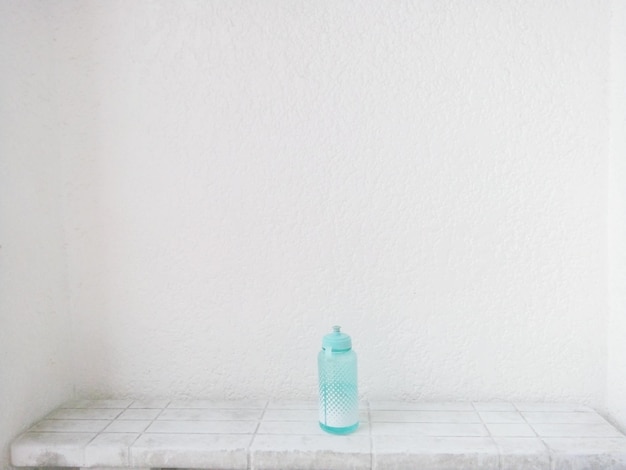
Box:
[318,349,359,434]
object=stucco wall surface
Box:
[0,2,74,468]
[53,1,610,403]
[0,8,619,469]
[607,0,626,433]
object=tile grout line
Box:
[126,399,171,467]
[514,404,541,438]
[117,399,145,468]
[514,402,553,470]
[471,402,500,470]
[248,400,269,470]
[19,401,626,470]
[82,399,134,468]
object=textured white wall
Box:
[0,3,74,468]
[1,6,618,461]
[54,1,610,404]
[607,0,626,433]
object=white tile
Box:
[117,408,162,420]
[493,437,550,470]
[371,422,489,437]
[60,399,94,409]
[263,408,318,421]
[104,420,152,433]
[369,401,474,411]
[267,400,317,409]
[61,399,133,409]
[257,420,326,435]
[158,408,263,421]
[515,402,594,412]
[485,423,536,437]
[543,437,626,470]
[30,419,110,433]
[129,399,170,409]
[251,434,370,470]
[47,408,124,420]
[473,401,516,411]
[146,420,257,434]
[479,411,526,423]
[522,411,609,424]
[80,467,149,470]
[532,422,625,438]
[257,420,369,436]
[130,433,251,469]
[167,399,267,409]
[10,432,96,467]
[370,410,480,423]
[373,436,499,470]
[542,437,626,454]
[14,400,626,470]
[85,432,138,467]
[263,408,367,422]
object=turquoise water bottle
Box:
[318,325,359,434]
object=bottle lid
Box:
[322,325,352,352]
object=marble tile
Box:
[30,419,110,433]
[373,436,499,470]
[85,432,138,467]
[493,437,550,470]
[473,401,516,411]
[250,434,370,470]
[167,399,267,409]
[158,408,263,421]
[522,411,609,424]
[478,411,526,423]
[10,432,96,467]
[130,433,251,469]
[104,420,152,433]
[371,422,489,437]
[369,401,474,411]
[370,410,480,423]
[485,422,536,437]
[47,408,124,420]
[532,422,625,438]
[543,437,626,470]
[145,419,257,434]
[117,408,162,420]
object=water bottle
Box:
[318,325,359,434]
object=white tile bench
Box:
[10,399,626,470]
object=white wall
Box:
[56,1,610,403]
[0,2,74,468]
[0,6,619,463]
[607,0,626,432]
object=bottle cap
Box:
[322,325,352,352]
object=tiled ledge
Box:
[10,400,626,470]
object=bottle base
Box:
[319,421,359,435]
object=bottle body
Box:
[318,348,359,434]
